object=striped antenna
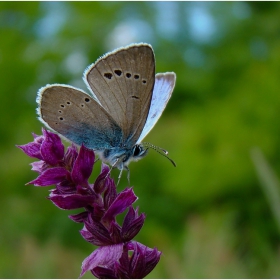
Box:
[142,142,176,167]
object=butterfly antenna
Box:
[142,142,176,167]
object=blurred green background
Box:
[1,1,280,278]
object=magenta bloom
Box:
[81,241,161,278]
[17,129,161,278]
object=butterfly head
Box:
[98,144,148,170]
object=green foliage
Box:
[1,1,280,278]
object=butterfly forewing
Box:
[38,85,123,150]
[85,43,155,146]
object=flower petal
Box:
[129,242,145,278]
[69,211,89,223]
[116,243,130,278]
[17,142,43,160]
[122,210,145,242]
[80,244,123,277]
[81,220,113,246]
[40,129,64,165]
[28,167,69,186]
[71,145,95,186]
[103,178,117,210]
[91,266,116,279]
[94,163,110,194]
[128,241,162,279]
[109,221,122,244]
[55,180,77,194]
[49,193,97,210]
[64,144,78,169]
[30,160,46,173]
[102,188,137,224]
[122,206,137,229]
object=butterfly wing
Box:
[137,72,176,144]
[84,43,155,147]
[37,84,123,150]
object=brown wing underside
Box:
[85,44,155,145]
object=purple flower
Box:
[17,129,64,164]
[29,167,70,187]
[81,241,161,279]
[80,188,145,246]
[122,206,145,242]
[18,129,161,278]
[71,144,95,186]
[40,129,64,165]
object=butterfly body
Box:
[37,43,176,180]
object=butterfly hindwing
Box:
[137,72,176,143]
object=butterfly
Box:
[37,43,176,183]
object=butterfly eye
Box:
[133,145,141,156]
[132,145,148,159]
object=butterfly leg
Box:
[107,156,124,183]
[117,166,130,186]
[117,166,124,186]
[104,159,118,180]
[106,155,128,185]
[126,166,130,186]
